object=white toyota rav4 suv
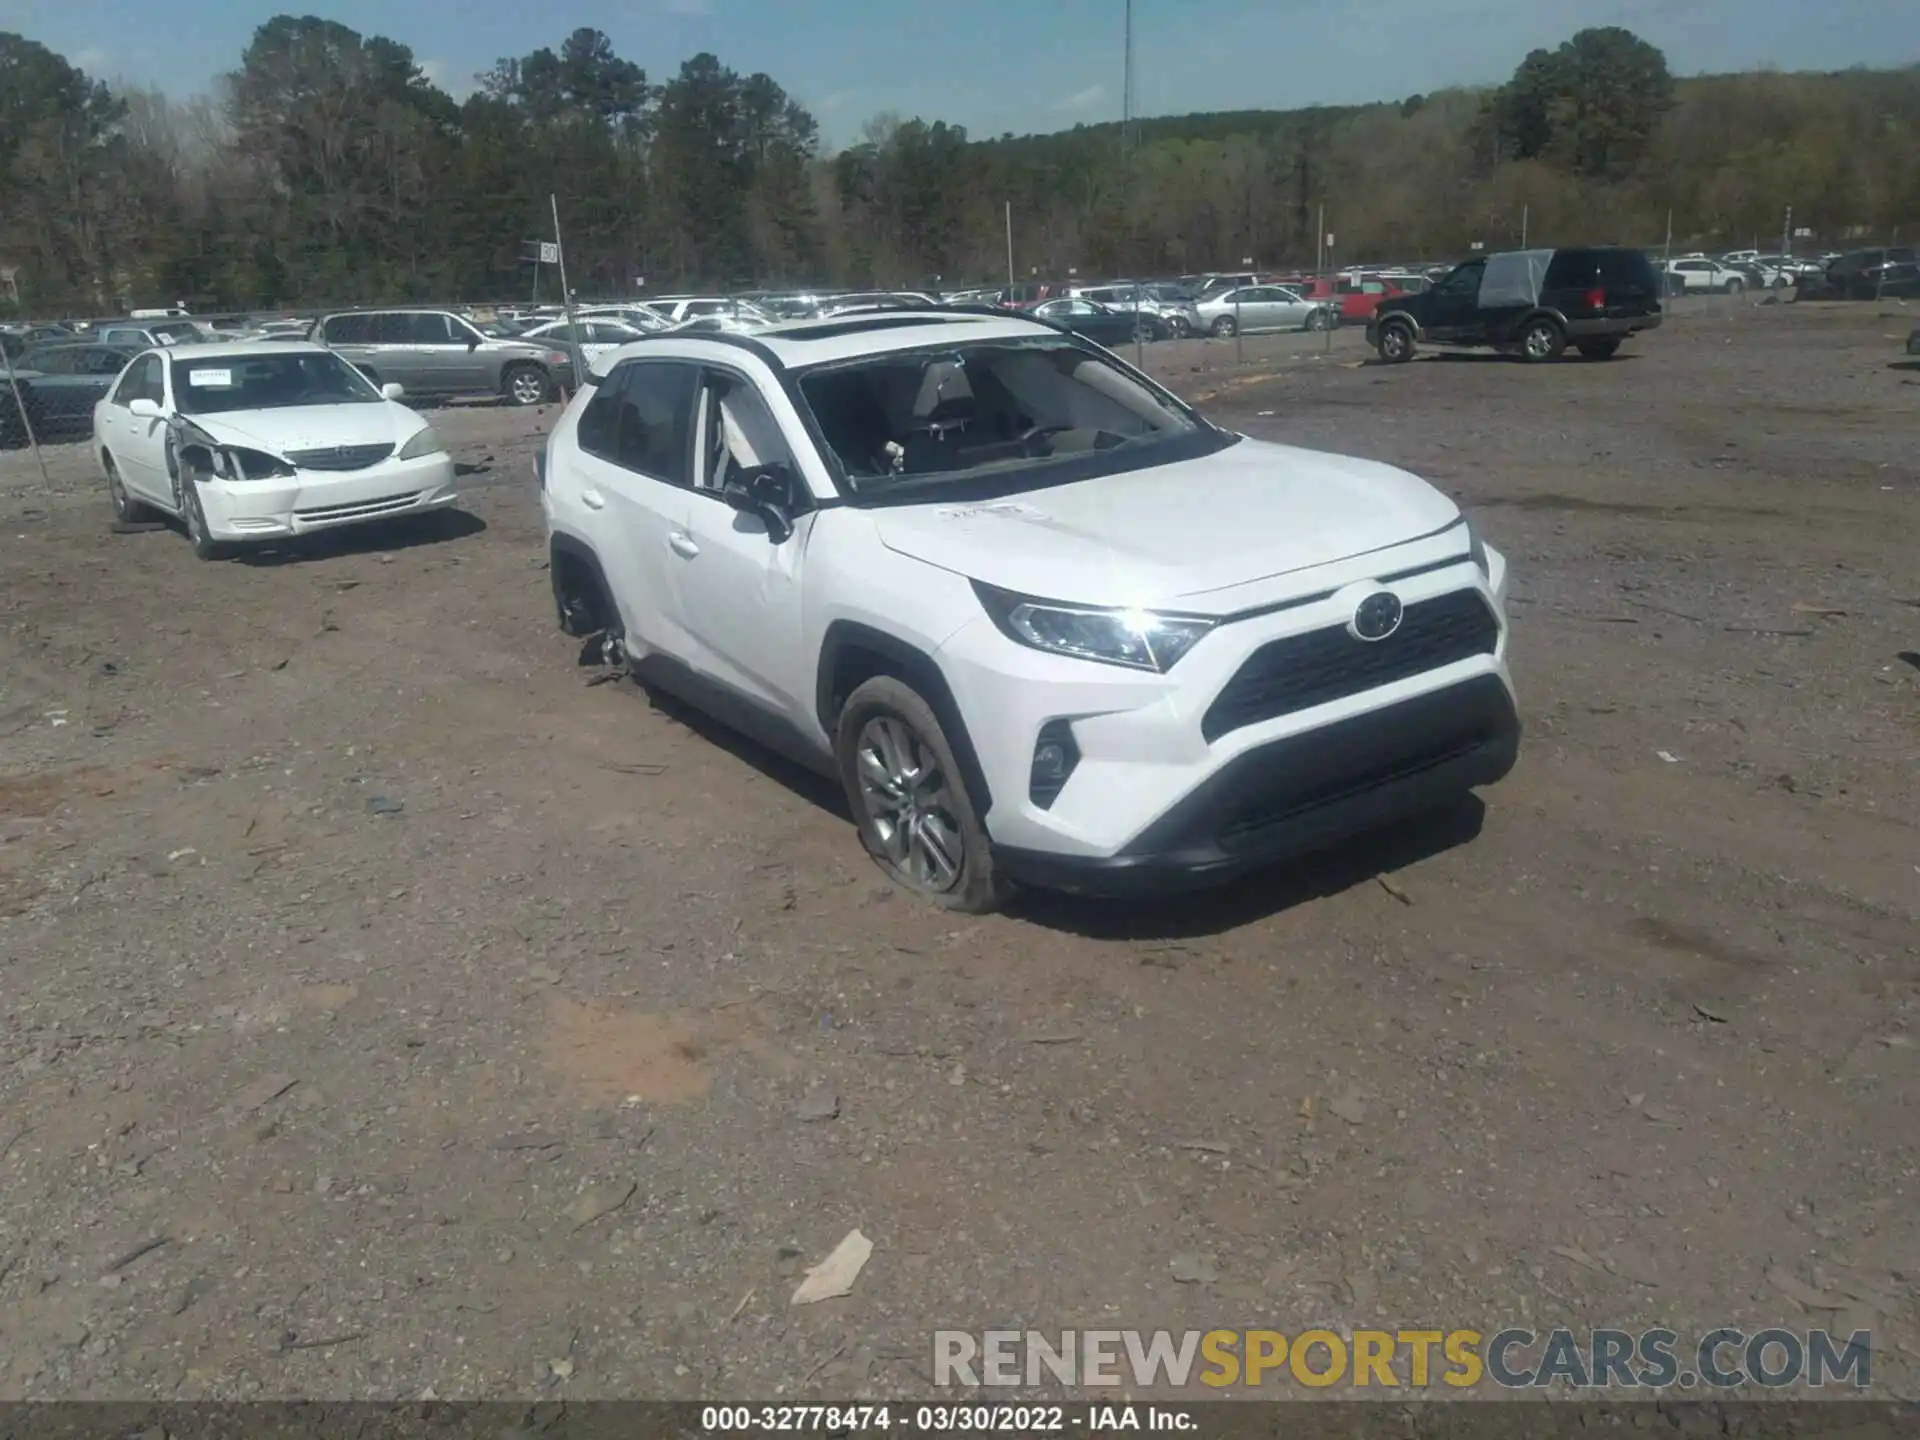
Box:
[540,311,1518,911]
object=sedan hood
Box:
[181,403,423,456]
[872,436,1459,608]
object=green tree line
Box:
[2,19,1916,314]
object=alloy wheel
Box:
[853,715,963,893]
[509,368,548,405]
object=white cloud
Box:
[814,90,853,115]
[1051,83,1108,113]
[419,59,476,100]
[74,47,110,74]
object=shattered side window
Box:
[1478,249,1554,307]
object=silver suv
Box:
[313,309,574,406]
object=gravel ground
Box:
[0,299,1917,1402]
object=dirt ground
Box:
[0,299,1916,1403]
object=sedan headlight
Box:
[972,581,1216,673]
[397,426,446,460]
[213,447,295,480]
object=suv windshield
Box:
[796,336,1208,497]
[175,351,382,414]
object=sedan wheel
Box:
[104,454,153,524]
[177,468,230,561]
[1210,315,1237,338]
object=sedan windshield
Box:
[175,351,381,415]
[796,336,1207,496]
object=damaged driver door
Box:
[672,368,814,725]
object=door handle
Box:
[668,532,700,559]
[580,489,605,510]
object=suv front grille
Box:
[1202,589,1499,742]
[286,443,396,471]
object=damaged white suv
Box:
[540,310,1518,911]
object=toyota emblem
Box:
[1350,590,1404,642]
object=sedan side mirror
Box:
[128,397,162,419]
[380,381,405,400]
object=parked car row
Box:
[1792,247,1920,300]
[52,303,1525,912]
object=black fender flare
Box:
[815,620,994,819]
[1374,307,1423,341]
[1506,307,1570,344]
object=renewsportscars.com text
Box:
[933,1327,1872,1390]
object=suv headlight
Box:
[972,581,1215,673]
[397,426,446,460]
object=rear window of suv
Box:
[1548,249,1660,294]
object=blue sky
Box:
[9,0,1915,146]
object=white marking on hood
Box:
[936,501,1047,521]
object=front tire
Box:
[1210,315,1237,338]
[104,453,156,523]
[176,464,230,561]
[1375,318,1415,363]
[1576,338,1622,361]
[1723,278,1744,296]
[835,676,1009,914]
[503,363,555,407]
[1519,316,1566,362]
[1305,310,1329,332]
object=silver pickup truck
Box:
[312,309,574,405]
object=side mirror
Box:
[467,337,480,350]
[380,381,405,400]
[722,463,799,544]
[128,397,162,419]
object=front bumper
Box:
[198,453,459,540]
[993,674,1519,897]
[938,536,1517,893]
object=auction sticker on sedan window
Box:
[185,368,235,387]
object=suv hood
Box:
[872,436,1460,608]
[180,403,421,456]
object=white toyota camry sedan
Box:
[92,341,458,558]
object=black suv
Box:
[1367,246,1664,363]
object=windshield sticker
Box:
[186,368,235,387]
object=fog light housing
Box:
[1029,719,1081,809]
